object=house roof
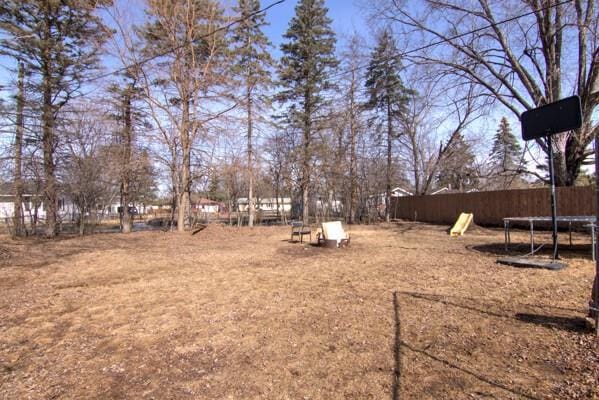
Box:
[431,187,449,195]
[194,198,221,206]
[188,193,223,205]
[0,194,42,202]
[391,187,413,196]
[237,197,291,203]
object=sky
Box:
[2,0,590,187]
[0,0,531,164]
[0,0,373,94]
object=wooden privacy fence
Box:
[390,186,595,226]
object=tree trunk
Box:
[42,66,57,237]
[41,3,58,237]
[12,61,25,237]
[121,85,133,233]
[169,162,178,231]
[410,130,420,195]
[385,99,392,222]
[275,177,281,221]
[31,194,39,234]
[348,75,358,224]
[178,98,191,233]
[247,86,255,227]
[78,202,85,236]
[302,89,312,223]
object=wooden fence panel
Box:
[390,186,595,226]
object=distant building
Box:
[391,187,413,197]
[316,198,343,214]
[0,194,76,223]
[237,197,291,213]
[191,196,224,214]
[431,187,449,195]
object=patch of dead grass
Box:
[0,223,597,399]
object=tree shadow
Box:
[467,242,530,256]
[515,313,589,333]
[395,290,586,321]
[1,232,159,270]
[391,222,419,235]
[397,290,510,319]
[392,291,401,400]
[392,291,541,400]
[390,221,452,236]
[398,341,541,400]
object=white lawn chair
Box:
[318,221,350,248]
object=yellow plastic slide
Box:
[450,213,473,236]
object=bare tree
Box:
[139,0,231,232]
[264,128,293,223]
[398,83,483,194]
[340,34,365,223]
[381,0,598,185]
[60,101,114,235]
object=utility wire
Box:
[0,0,573,124]
[326,0,574,82]
[304,0,573,107]
[2,0,569,102]
[82,0,287,84]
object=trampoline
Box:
[503,216,596,259]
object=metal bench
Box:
[290,221,311,243]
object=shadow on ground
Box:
[515,313,589,333]
[0,232,158,269]
[392,290,543,400]
[395,290,589,330]
[468,242,593,260]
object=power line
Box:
[1,0,575,120]
[303,0,574,108]
[326,0,574,82]
[83,0,287,85]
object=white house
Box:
[188,195,225,214]
[0,194,77,223]
[431,187,449,195]
[237,197,291,213]
[391,187,413,197]
[316,198,343,214]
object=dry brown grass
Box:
[0,222,598,399]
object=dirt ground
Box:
[1,222,598,399]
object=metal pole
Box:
[547,135,559,260]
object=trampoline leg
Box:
[569,222,572,247]
[592,225,596,262]
[530,221,534,254]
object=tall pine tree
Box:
[489,117,523,170]
[488,117,525,189]
[231,0,274,227]
[0,0,112,237]
[364,28,411,222]
[437,133,478,192]
[277,0,338,223]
